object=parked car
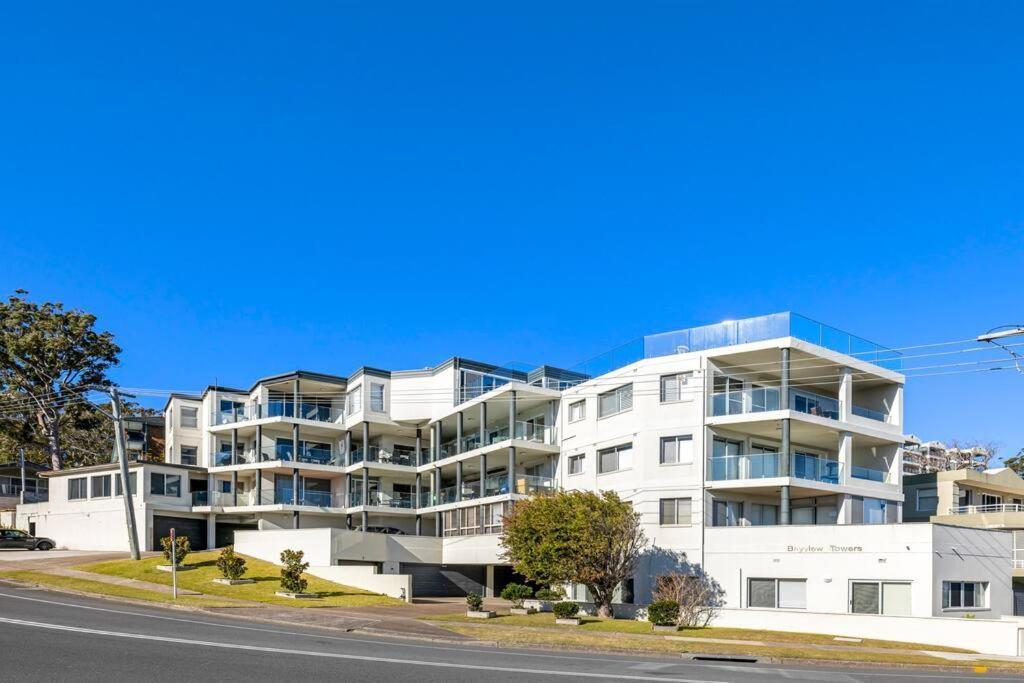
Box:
[0,529,55,550]
[355,525,406,535]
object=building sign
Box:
[786,544,863,553]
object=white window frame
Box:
[90,475,112,499]
[567,453,585,476]
[180,406,198,429]
[68,477,88,501]
[568,400,586,423]
[659,434,694,465]
[942,581,988,610]
[849,580,912,615]
[347,386,363,414]
[597,443,633,475]
[659,372,693,403]
[179,445,198,465]
[747,578,807,609]
[369,383,386,413]
[150,472,182,497]
[659,497,692,526]
[115,472,137,496]
[597,384,633,419]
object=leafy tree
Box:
[0,290,120,470]
[160,535,191,566]
[500,490,646,618]
[1003,449,1024,476]
[216,545,248,580]
[280,549,309,593]
[499,583,534,609]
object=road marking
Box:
[0,616,715,682]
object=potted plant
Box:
[276,549,318,598]
[465,592,495,618]
[647,599,680,632]
[525,587,563,613]
[213,545,254,585]
[501,583,536,615]
[553,600,581,625]
[157,535,194,571]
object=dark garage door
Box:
[152,515,207,552]
[1014,581,1024,616]
[401,563,486,597]
[215,523,258,549]
[493,565,541,596]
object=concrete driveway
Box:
[0,549,127,566]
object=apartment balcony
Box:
[192,489,343,508]
[214,443,338,467]
[711,387,893,424]
[418,474,556,508]
[438,421,558,461]
[349,447,423,468]
[708,455,892,487]
[348,490,416,509]
[212,399,344,428]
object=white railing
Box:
[948,504,1024,515]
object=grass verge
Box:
[78,550,404,608]
[433,622,1022,672]
[426,612,971,652]
[0,570,238,608]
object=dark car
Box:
[0,529,55,550]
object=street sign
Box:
[170,528,177,599]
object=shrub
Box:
[534,588,563,601]
[160,535,191,566]
[552,601,580,619]
[466,592,484,612]
[647,599,680,627]
[500,583,534,609]
[216,545,247,580]
[279,549,309,594]
[653,572,725,628]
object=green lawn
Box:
[78,550,405,608]
[427,612,972,653]
[0,570,239,608]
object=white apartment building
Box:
[18,313,1021,652]
[902,435,991,475]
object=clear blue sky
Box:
[1,3,1022,460]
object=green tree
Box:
[1004,449,1024,476]
[0,290,121,470]
[500,490,646,618]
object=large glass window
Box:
[347,387,362,413]
[150,473,181,497]
[942,581,986,609]
[712,375,744,415]
[916,487,938,512]
[747,503,778,526]
[370,383,386,412]
[713,499,742,526]
[851,581,911,615]
[598,443,633,474]
[568,454,584,475]
[115,472,137,496]
[659,498,692,525]
[568,400,586,423]
[710,437,743,479]
[179,446,198,466]
[598,384,633,418]
[68,477,88,500]
[180,406,198,428]
[749,578,806,609]
[660,435,693,465]
[863,497,887,524]
[660,373,693,402]
[91,475,112,498]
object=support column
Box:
[256,470,262,504]
[545,400,555,442]
[206,472,213,504]
[292,423,300,464]
[362,510,368,530]
[479,452,487,533]
[780,347,791,525]
[433,468,441,536]
[256,424,263,462]
[362,421,370,461]
[292,378,300,418]
[344,430,352,466]
[231,428,238,465]
[292,468,299,505]
[206,513,216,550]
[839,367,853,421]
[509,390,517,439]
[838,431,853,486]
[415,428,422,467]
[479,402,486,447]
[430,422,438,461]
[456,460,463,502]
[508,447,516,495]
[415,515,422,536]
[415,472,422,512]
[456,411,464,454]
[231,470,238,506]
[362,468,369,506]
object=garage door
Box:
[153,516,208,552]
[401,563,486,597]
[1014,582,1024,617]
[215,523,258,549]
[493,565,541,596]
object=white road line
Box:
[0,616,717,683]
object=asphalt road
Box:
[0,582,1007,682]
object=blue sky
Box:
[1,3,1022,460]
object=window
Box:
[713,499,743,527]
[114,472,137,496]
[568,454,584,475]
[598,443,633,474]
[659,498,692,525]
[659,373,693,402]
[598,384,633,418]
[851,581,911,615]
[660,435,693,465]
[943,581,987,609]
[150,473,181,497]
[180,406,198,428]
[90,475,112,498]
[747,503,778,526]
[916,487,938,513]
[179,446,198,466]
[68,477,88,500]
[982,493,1002,507]
[748,578,806,609]
[862,497,887,524]
[568,400,586,423]
[370,383,385,412]
[347,387,362,413]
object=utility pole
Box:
[978,325,1024,374]
[18,447,26,504]
[111,386,141,560]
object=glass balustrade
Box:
[214,399,344,426]
[484,474,510,497]
[191,490,209,505]
[850,465,888,483]
[852,405,889,422]
[791,454,842,484]
[710,387,840,421]
[512,474,556,495]
[708,453,781,480]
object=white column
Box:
[838,431,853,485]
[206,513,216,549]
[839,367,853,421]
